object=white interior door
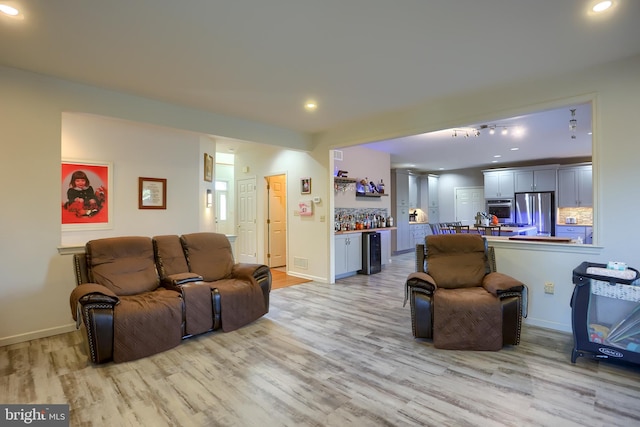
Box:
[267,174,287,268]
[455,187,484,225]
[237,177,257,263]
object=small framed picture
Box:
[301,177,311,194]
[204,153,213,182]
[139,177,167,209]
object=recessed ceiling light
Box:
[304,100,317,112]
[510,147,519,151]
[491,160,499,163]
[0,4,19,16]
[592,1,613,13]
[494,155,502,158]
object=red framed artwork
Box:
[61,160,112,230]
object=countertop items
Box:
[335,227,396,235]
[508,236,573,243]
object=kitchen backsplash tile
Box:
[557,207,593,225]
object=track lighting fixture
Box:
[452,124,523,138]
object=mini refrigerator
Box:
[359,232,381,275]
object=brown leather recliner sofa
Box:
[404,234,527,350]
[70,232,271,364]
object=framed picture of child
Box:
[301,177,311,194]
[61,160,112,230]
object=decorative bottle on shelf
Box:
[378,179,385,194]
[388,216,394,227]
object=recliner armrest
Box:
[404,272,437,307]
[162,272,204,290]
[70,283,119,321]
[482,272,524,296]
[406,272,437,290]
[231,263,271,284]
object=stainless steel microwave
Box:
[486,199,513,223]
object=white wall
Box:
[233,144,328,282]
[0,65,308,346]
[436,169,484,222]
[61,113,209,245]
[2,54,640,345]
[315,54,640,332]
[334,146,391,211]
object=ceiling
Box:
[1,1,639,170]
[361,102,593,172]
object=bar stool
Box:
[475,225,501,236]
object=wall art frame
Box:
[61,159,113,231]
[301,177,311,194]
[204,153,213,182]
[139,177,167,210]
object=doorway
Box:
[237,177,257,263]
[265,174,287,268]
[455,187,484,225]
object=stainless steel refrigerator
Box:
[514,192,555,236]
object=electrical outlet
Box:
[544,282,555,294]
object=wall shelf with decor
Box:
[334,177,357,193]
[356,192,388,198]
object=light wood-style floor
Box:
[270,269,312,290]
[2,253,640,426]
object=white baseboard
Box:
[524,317,572,333]
[284,271,327,283]
[0,323,77,347]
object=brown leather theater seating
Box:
[70,233,271,364]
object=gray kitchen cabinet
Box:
[392,169,410,207]
[408,174,419,207]
[556,225,589,242]
[379,230,391,265]
[392,207,411,253]
[427,174,439,207]
[410,223,431,248]
[514,168,557,193]
[428,207,439,224]
[335,233,362,277]
[483,170,514,198]
[419,175,430,210]
[558,165,592,207]
[585,226,593,244]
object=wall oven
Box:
[486,199,513,223]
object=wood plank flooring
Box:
[270,270,312,290]
[2,252,640,426]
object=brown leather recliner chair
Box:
[404,234,527,350]
[70,236,183,363]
